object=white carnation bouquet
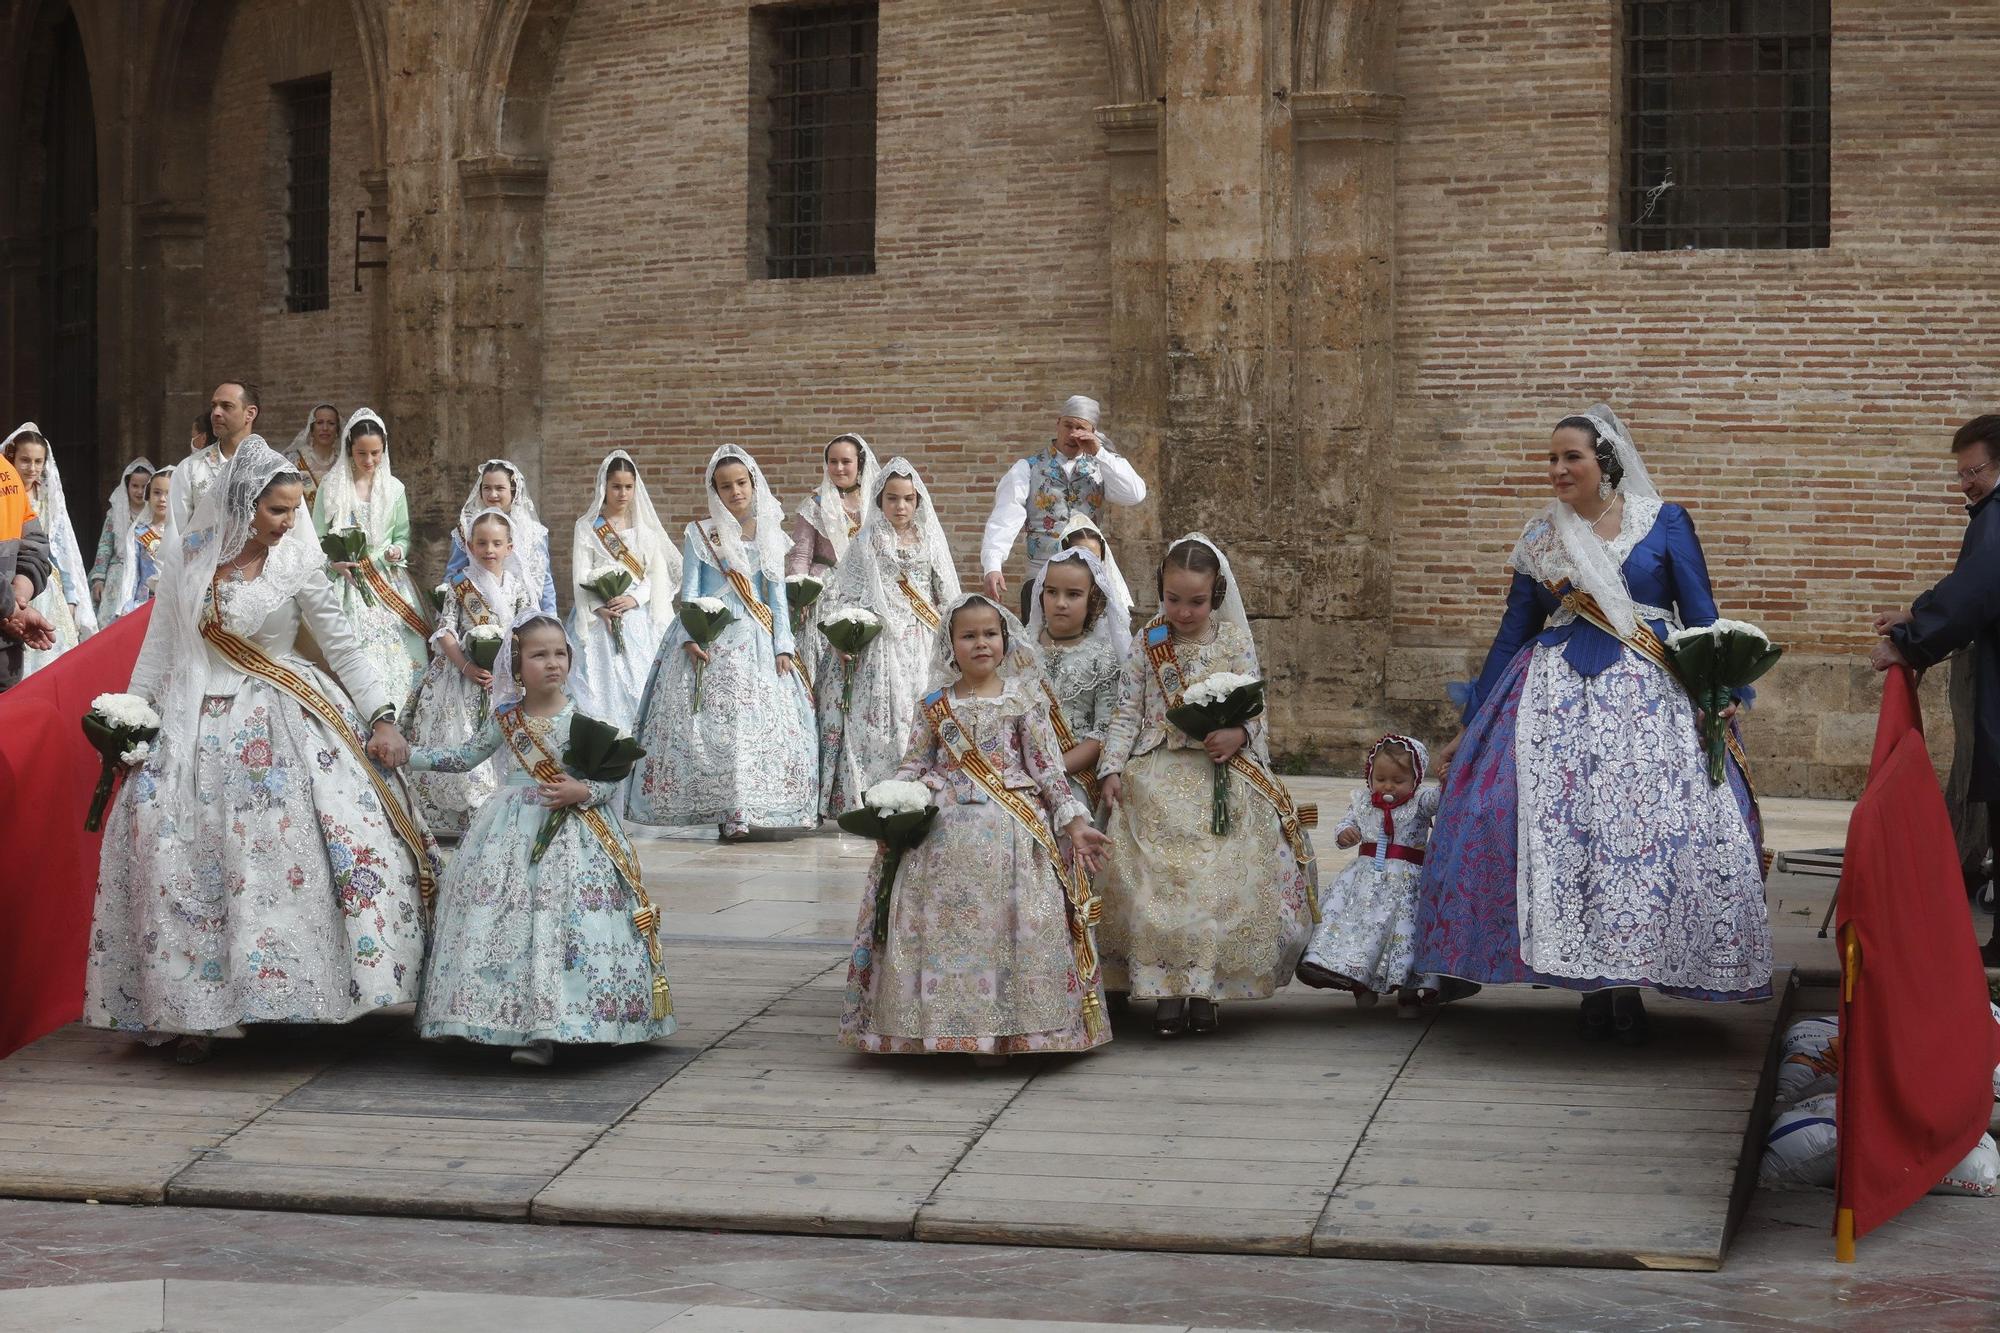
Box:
[82,692,162,832]
[1167,671,1267,835]
[1663,618,1783,786]
[838,777,940,947]
[819,606,884,713]
[679,595,738,711]
[580,562,636,654]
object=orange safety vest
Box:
[0,457,33,540]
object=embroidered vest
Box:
[1024,448,1103,570]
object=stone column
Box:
[1097,101,1166,592]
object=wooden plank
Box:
[915,1198,1317,1256]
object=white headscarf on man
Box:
[820,456,961,621]
[696,444,790,582]
[145,438,322,809]
[314,408,401,546]
[799,433,880,565]
[571,450,680,601]
[4,423,98,636]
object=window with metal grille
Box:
[1622,1,1830,251]
[759,3,877,279]
[281,76,332,311]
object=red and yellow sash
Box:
[495,705,671,1020]
[359,554,431,640]
[201,577,438,905]
[921,689,1106,1042]
[697,524,777,638]
[135,526,161,558]
[592,516,647,582]
[1141,621,1320,899]
[897,575,941,631]
[449,572,496,627]
[1039,680,1102,809]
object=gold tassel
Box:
[631,902,659,935]
[651,973,674,1020]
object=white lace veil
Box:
[107,465,169,620]
[108,457,155,525]
[150,438,321,807]
[799,432,880,562]
[457,459,550,598]
[1057,512,1134,619]
[1547,403,1660,638]
[1026,546,1131,661]
[315,408,400,545]
[5,424,98,636]
[571,450,679,598]
[1162,533,1257,668]
[698,444,789,581]
[923,591,1047,696]
[457,505,531,688]
[288,402,340,475]
[821,456,961,619]
[489,607,572,713]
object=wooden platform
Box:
[0,942,1788,1270]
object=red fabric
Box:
[1355,842,1427,866]
[1835,665,2000,1240]
[0,606,149,1058]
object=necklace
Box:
[1586,498,1622,539]
[1044,629,1086,644]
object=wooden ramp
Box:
[0,944,1788,1269]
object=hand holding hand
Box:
[1203,726,1246,764]
[1067,820,1111,875]
[2,605,54,649]
[366,722,408,768]
[1436,729,1466,774]
[538,776,591,809]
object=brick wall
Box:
[1383,1,2000,796]
[199,0,382,459]
[538,0,1115,593]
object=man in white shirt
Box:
[169,380,260,535]
[980,394,1147,619]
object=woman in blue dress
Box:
[1413,405,1771,1045]
[442,459,558,615]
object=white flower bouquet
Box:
[1664,618,1783,786]
[319,525,375,606]
[837,778,940,947]
[82,692,162,832]
[785,574,824,635]
[580,563,635,654]
[819,606,884,713]
[1167,671,1266,835]
[463,623,504,674]
[679,595,737,711]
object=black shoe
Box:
[1980,938,2000,969]
[1188,998,1219,1034]
[1612,989,1651,1047]
[1295,959,1352,991]
[1153,998,1188,1037]
[1579,990,1613,1041]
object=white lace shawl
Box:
[797,433,880,562]
[1543,404,1661,637]
[313,408,402,547]
[456,459,550,599]
[570,450,680,600]
[696,444,789,581]
[1026,546,1131,662]
[820,456,961,627]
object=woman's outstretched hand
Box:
[1067,819,1111,875]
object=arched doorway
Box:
[35,11,97,538]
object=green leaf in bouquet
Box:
[563,712,647,783]
[788,577,824,611]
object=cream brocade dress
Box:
[837,684,1107,1055]
[1095,619,1312,1001]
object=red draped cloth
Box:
[0,607,150,1058]
[1835,664,2000,1243]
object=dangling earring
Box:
[1597,479,1613,501]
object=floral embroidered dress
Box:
[1096,615,1313,1002]
[85,442,436,1036]
[404,556,534,836]
[1412,493,1772,1001]
[626,519,817,832]
[838,681,1107,1055]
[90,460,153,619]
[313,411,429,716]
[407,701,676,1046]
[17,452,97,675]
[565,453,680,733]
[1301,782,1442,994]
[98,515,165,626]
[1040,636,1120,809]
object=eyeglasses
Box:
[1955,458,1997,484]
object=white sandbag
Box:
[1931,1133,2000,1198]
[1776,1016,1841,1105]
[1760,1092,1838,1188]
[1990,1003,2000,1101]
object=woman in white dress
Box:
[565,450,680,730]
[815,457,961,817]
[89,458,153,616]
[284,402,341,512]
[97,468,173,626]
[83,438,436,1064]
[787,432,880,578]
[313,408,430,712]
[444,460,557,616]
[626,444,818,839]
[3,424,98,672]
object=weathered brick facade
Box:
[2,0,1991,796]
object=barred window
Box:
[1622,1,1830,251]
[280,75,332,312]
[759,3,877,279]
